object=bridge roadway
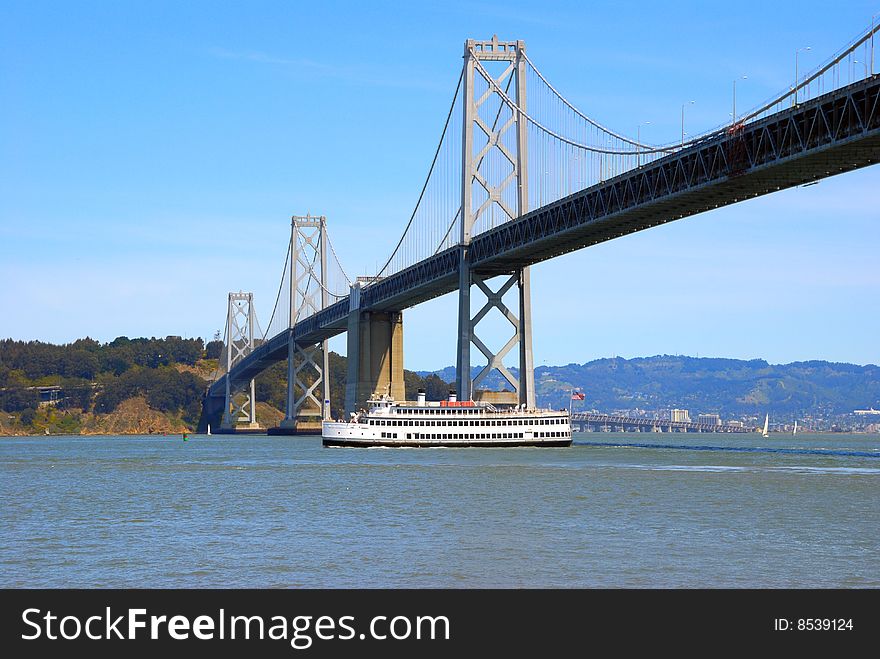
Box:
[210,75,880,401]
[570,412,752,433]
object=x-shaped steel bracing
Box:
[293,224,324,323]
[226,296,255,369]
[223,292,257,428]
[226,391,255,425]
[285,216,330,423]
[293,342,324,417]
[469,273,522,394]
[470,60,521,232]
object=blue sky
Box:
[2,0,878,370]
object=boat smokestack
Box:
[417,389,426,407]
[448,390,457,403]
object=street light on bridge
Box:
[794,46,811,106]
[872,13,880,76]
[681,100,695,146]
[636,121,650,166]
[732,75,747,124]
[851,59,868,81]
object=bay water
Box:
[1,432,877,588]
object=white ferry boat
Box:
[322,390,572,448]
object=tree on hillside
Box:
[19,407,36,426]
[0,387,40,412]
[205,340,224,360]
[423,374,451,401]
[61,350,99,379]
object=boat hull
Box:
[323,437,572,448]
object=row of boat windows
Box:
[393,408,484,415]
[378,431,571,440]
[368,418,566,427]
[390,408,569,418]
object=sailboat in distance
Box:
[792,420,798,436]
[762,414,769,438]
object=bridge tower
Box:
[457,36,535,408]
[220,292,260,430]
[279,215,331,432]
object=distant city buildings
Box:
[576,397,880,434]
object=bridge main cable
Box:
[470,51,676,155]
[370,68,465,282]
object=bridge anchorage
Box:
[202,21,880,435]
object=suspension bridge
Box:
[200,24,880,434]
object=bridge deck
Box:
[572,412,752,433]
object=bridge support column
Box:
[220,292,261,431]
[456,37,534,408]
[345,311,404,412]
[221,378,258,430]
[279,337,329,433]
[456,256,472,402]
[456,269,535,408]
[345,284,405,413]
[277,215,331,434]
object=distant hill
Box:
[4,336,878,434]
[420,356,880,419]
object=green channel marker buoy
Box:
[183,432,189,441]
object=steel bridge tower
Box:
[220,291,260,430]
[279,214,330,432]
[457,36,535,408]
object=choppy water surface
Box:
[1,432,877,587]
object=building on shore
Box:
[670,409,690,423]
[697,413,721,426]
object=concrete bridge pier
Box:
[344,285,405,413]
[197,393,225,433]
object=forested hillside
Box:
[0,337,217,434]
[0,337,452,435]
[425,356,880,418]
